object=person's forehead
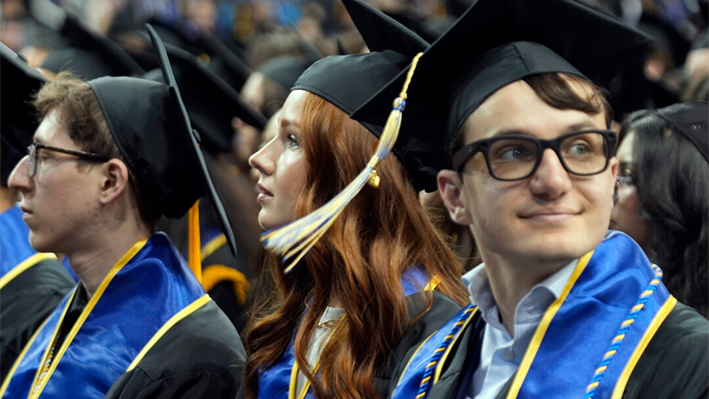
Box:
[461,78,605,142]
[33,109,69,144]
[279,90,307,129]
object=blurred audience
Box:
[612,101,708,317]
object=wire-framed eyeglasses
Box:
[452,130,617,181]
[27,143,111,177]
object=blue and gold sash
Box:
[392,232,677,399]
[257,266,434,399]
[0,205,38,279]
[1,232,210,399]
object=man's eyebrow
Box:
[490,129,529,137]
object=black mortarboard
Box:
[55,15,144,77]
[86,25,236,254]
[40,47,116,80]
[0,43,48,185]
[143,43,267,155]
[258,54,318,93]
[656,101,709,162]
[138,19,252,91]
[384,9,441,44]
[292,0,446,191]
[353,0,653,167]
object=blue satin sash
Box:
[392,232,676,399]
[2,232,206,399]
[0,205,36,279]
[257,266,432,399]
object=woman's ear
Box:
[98,159,130,205]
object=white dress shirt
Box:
[295,306,345,396]
[461,260,578,399]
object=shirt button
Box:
[503,350,515,361]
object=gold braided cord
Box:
[262,52,425,273]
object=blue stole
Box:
[1,232,208,399]
[392,232,677,399]
[257,267,432,399]
[0,205,37,279]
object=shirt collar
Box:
[462,258,578,324]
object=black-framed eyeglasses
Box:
[27,143,111,177]
[452,130,617,181]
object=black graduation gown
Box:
[391,302,708,399]
[0,257,74,383]
[375,291,464,397]
[105,299,245,399]
[201,239,251,332]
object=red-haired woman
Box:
[243,3,469,398]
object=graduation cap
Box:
[142,43,267,155]
[291,0,445,192]
[86,25,236,258]
[384,9,441,44]
[53,14,145,77]
[40,47,116,80]
[136,19,252,91]
[352,0,654,167]
[655,101,709,162]
[0,43,48,185]
[261,0,429,271]
[258,54,318,93]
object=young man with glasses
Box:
[1,28,245,399]
[353,0,709,397]
[0,44,75,385]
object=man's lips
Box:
[519,207,579,221]
[20,206,34,223]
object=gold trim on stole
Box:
[610,296,677,398]
[505,250,594,399]
[26,240,147,398]
[125,294,212,371]
[0,253,58,290]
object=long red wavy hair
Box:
[244,92,468,399]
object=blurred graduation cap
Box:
[446,0,475,18]
[293,0,447,192]
[142,43,267,155]
[656,101,709,162]
[258,54,318,93]
[130,19,252,91]
[39,15,144,78]
[40,47,116,80]
[86,25,236,257]
[353,0,653,166]
[0,43,48,185]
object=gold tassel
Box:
[262,52,425,273]
[188,200,202,283]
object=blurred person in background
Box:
[612,101,708,317]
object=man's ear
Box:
[99,159,130,205]
[437,169,473,226]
